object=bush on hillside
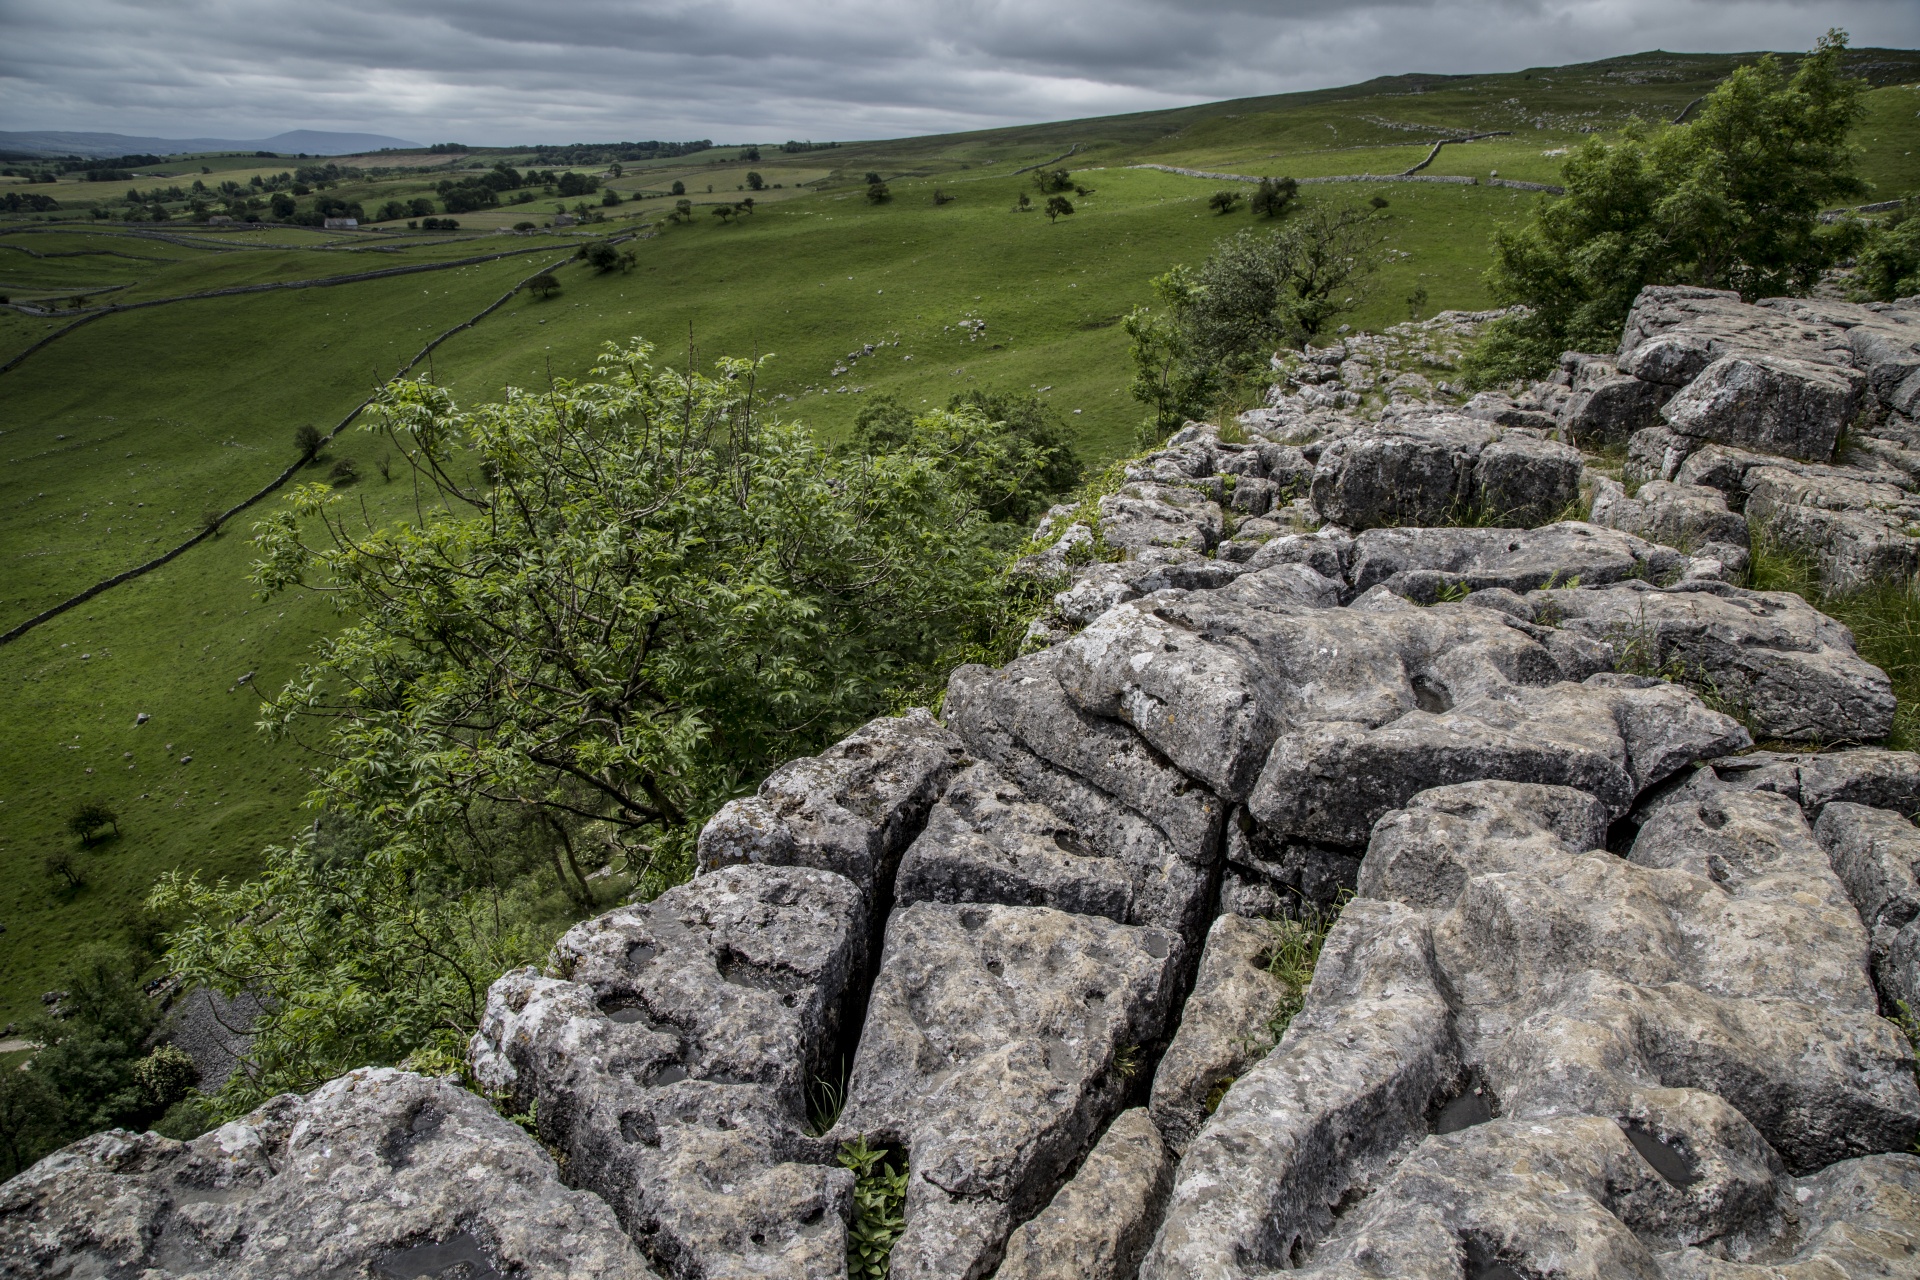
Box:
[1851,198,1920,302]
[844,389,1081,525]
[1126,203,1388,438]
[158,340,1029,1107]
[1464,30,1869,384]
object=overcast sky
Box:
[1,0,1914,146]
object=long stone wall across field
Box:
[6,286,1920,1280]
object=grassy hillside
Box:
[0,48,1916,1025]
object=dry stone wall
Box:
[8,286,1920,1280]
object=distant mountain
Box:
[0,129,423,159]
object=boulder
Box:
[694,708,966,906]
[1095,481,1225,555]
[944,649,1226,946]
[1743,464,1920,591]
[1347,522,1691,599]
[1562,372,1673,447]
[1309,413,1580,530]
[1249,675,1750,846]
[894,758,1139,926]
[1530,581,1897,743]
[1816,800,1920,1013]
[0,1068,655,1280]
[992,1108,1173,1280]
[1147,913,1297,1151]
[831,902,1180,1280]
[1661,352,1863,462]
[470,863,863,1279]
[1587,478,1748,553]
[1055,588,1569,805]
[1146,779,1920,1278]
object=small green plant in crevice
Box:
[806,1062,848,1138]
[1203,1075,1237,1116]
[1112,1043,1142,1083]
[839,1137,908,1278]
[1260,903,1342,1048]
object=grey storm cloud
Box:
[0,0,1913,144]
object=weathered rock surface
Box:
[695,708,965,914]
[1148,913,1295,1152]
[0,1067,655,1280]
[1309,412,1581,530]
[470,862,863,1279]
[831,901,1179,1280]
[1589,477,1749,558]
[1146,779,1920,1279]
[1530,580,1897,743]
[992,1108,1172,1280]
[1817,800,1920,1015]
[1346,521,1692,599]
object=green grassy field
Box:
[0,48,1916,1025]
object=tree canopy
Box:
[1466,30,1869,382]
[154,341,1036,1105]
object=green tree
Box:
[1852,199,1920,301]
[1209,189,1241,215]
[161,340,1022,1106]
[524,273,562,299]
[66,801,119,846]
[1044,195,1074,222]
[864,171,883,186]
[844,390,1080,523]
[294,423,324,459]
[1033,169,1072,194]
[1125,204,1386,438]
[713,205,737,224]
[601,188,622,207]
[746,171,765,191]
[580,240,635,272]
[1466,30,1869,382]
[867,181,891,204]
[670,179,685,196]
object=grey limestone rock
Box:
[1588,477,1749,553]
[832,901,1180,1280]
[694,708,966,903]
[944,649,1226,947]
[1055,587,1569,805]
[1563,372,1674,447]
[1309,412,1582,530]
[1148,778,1920,1279]
[1249,674,1750,846]
[1531,581,1897,743]
[1095,480,1225,555]
[0,1067,655,1280]
[893,758,1138,926]
[1816,800,1920,1014]
[1347,521,1691,599]
[1661,352,1863,462]
[1148,912,1296,1152]
[1743,463,1920,592]
[470,862,863,1279]
[992,1108,1172,1280]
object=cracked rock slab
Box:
[832,901,1180,1280]
[0,1067,655,1280]
[1148,912,1297,1152]
[992,1108,1172,1280]
[1308,413,1581,530]
[1531,581,1896,743]
[470,863,863,1279]
[695,708,966,907]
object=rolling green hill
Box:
[0,47,1916,1026]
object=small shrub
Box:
[199,509,223,537]
[866,181,890,204]
[294,424,324,459]
[132,1045,199,1111]
[1261,904,1341,1047]
[1369,194,1390,210]
[43,851,85,890]
[66,802,118,846]
[932,189,955,205]
[839,1137,908,1278]
[328,457,359,485]
[1209,189,1241,215]
[524,273,561,299]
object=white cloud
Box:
[0,0,1910,144]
